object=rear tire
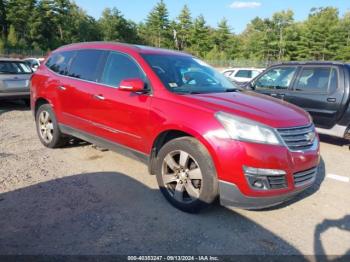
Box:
[35,104,68,148]
[155,137,218,213]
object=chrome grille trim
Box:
[293,167,318,187]
[277,124,316,151]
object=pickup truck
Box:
[246,62,350,140]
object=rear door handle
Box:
[327,98,336,103]
[57,85,66,91]
[93,94,105,101]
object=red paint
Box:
[31,42,320,199]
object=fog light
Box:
[252,180,264,189]
[243,166,287,191]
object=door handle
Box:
[57,85,66,91]
[327,98,336,103]
[93,94,105,101]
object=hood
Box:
[183,91,311,128]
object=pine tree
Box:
[188,15,211,57]
[271,10,294,60]
[0,0,7,39]
[212,18,231,52]
[7,24,17,47]
[99,7,138,43]
[0,37,5,54]
[145,0,171,48]
[6,0,36,46]
[335,12,350,61]
[299,7,340,60]
[176,5,192,50]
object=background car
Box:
[222,67,264,86]
[24,58,44,72]
[245,61,350,140]
[0,58,33,106]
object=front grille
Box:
[277,124,316,151]
[293,167,318,187]
[267,175,287,189]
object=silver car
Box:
[0,58,32,105]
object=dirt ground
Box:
[0,100,349,257]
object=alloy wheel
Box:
[161,150,203,203]
[38,111,54,144]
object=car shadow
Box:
[257,157,326,211]
[314,215,350,262]
[0,172,306,256]
[319,134,350,148]
[0,99,30,116]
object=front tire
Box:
[155,137,218,213]
[35,104,67,148]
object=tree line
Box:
[0,0,349,62]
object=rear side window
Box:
[295,67,336,92]
[100,52,145,87]
[0,61,32,74]
[235,70,251,78]
[46,51,75,75]
[68,50,106,82]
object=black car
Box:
[245,62,350,140]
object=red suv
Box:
[31,42,320,213]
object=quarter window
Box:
[101,52,145,87]
[295,67,335,92]
[68,50,106,82]
[46,51,75,75]
[255,67,297,90]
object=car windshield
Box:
[141,54,239,94]
[0,61,32,74]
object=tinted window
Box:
[235,70,251,78]
[295,67,333,92]
[101,52,145,87]
[329,68,338,92]
[0,61,32,74]
[255,67,297,90]
[68,50,106,82]
[46,51,75,75]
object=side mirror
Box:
[248,81,256,90]
[119,78,146,92]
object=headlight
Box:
[215,111,282,145]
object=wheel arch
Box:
[34,97,53,117]
[148,128,218,176]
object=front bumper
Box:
[207,133,320,209]
[219,177,315,209]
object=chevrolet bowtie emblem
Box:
[305,132,315,141]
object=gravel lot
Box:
[0,100,349,256]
